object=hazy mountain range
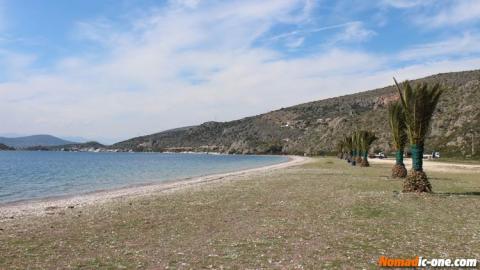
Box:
[0,135,77,149]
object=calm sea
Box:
[0,151,287,204]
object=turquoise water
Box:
[0,151,287,204]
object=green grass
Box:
[1,158,479,269]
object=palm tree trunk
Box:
[395,150,404,165]
[351,150,356,166]
[411,144,423,171]
[356,151,363,165]
[403,144,431,192]
[392,150,407,178]
[360,152,369,167]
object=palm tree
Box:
[343,136,353,163]
[359,131,377,167]
[388,101,408,178]
[354,131,363,165]
[336,141,344,159]
[350,132,358,166]
[394,78,444,192]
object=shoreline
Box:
[0,153,289,206]
[0,155,310,220]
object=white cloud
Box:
[381,0,480,29]
[386,0,480,28]
[329,21,376,44]
[381,0,428,9]
[398,32,480,61]
[285,36,304,48]
[169,0,202,9]
[267,21,373,49]
[0,49,36,79]
[422,0,480,27]
[268,21,357,41]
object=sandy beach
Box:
[0,155,310,220]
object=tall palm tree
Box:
[394,78,444,192]
[359,131,377,167]
[388,101,408,178]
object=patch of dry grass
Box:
[1,158,479,269]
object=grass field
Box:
[1,158,479,269]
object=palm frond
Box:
[342,136,353,151]
[336,141,344,153]
[353,131,362,152]
[359,130,377,153]
[394,78,444,146]
[388,101,407,150]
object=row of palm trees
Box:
[392,78,444,192]
[337,130,377,167]
[337,78,444,193]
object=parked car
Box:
[423,152,440,159]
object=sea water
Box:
[0,151,287,204]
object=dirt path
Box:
[369,158,480,173]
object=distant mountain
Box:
[0,143,14,151]
[0,135,77,149]
[114,69,480,158]
[59,136,91,143]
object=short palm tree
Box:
[336,141,344,159]
[343,136,353,163]
[388,101,408,178]
[354,131,363,165]
[350,132,358,166]
[359,130,377,167]
[394,78,444,192]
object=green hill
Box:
[113,69,480,158]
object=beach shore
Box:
[0,155,310,220]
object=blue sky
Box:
[1,0,480,143]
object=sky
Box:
[1,0,480,144]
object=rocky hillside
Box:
[113,70,480,158]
